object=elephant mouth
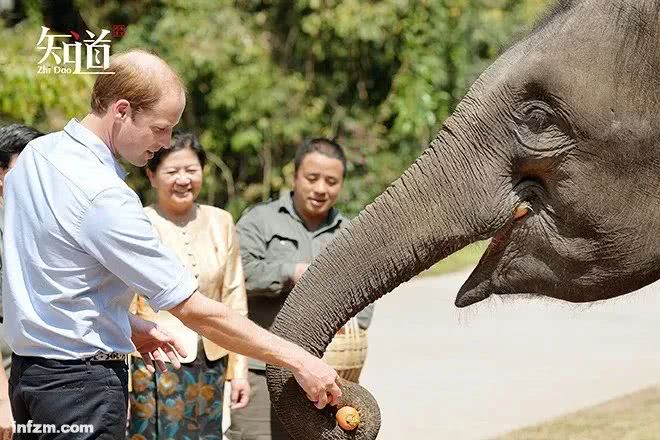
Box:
[454,204,528,308]
[455,287,491,307]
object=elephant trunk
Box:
[266,106,514,440]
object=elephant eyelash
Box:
[515,102,557,132]
[524,110,551,132]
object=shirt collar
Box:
[277,191,298,218]
[278,191,343,231]
[63,119,128,180]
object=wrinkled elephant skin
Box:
[267,1,660,439]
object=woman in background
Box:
[129,132,250,440]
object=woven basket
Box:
[322,317,368,383]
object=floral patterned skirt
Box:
[128,353,228,440]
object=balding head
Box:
[90,49,185,115]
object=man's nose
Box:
[313,181,328,194]
[161,133,173,150]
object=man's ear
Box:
[112,99,131,122]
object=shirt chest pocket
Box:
[315,234,336,252]
[265,235,299,260]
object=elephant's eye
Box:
[517,103,555,133]
[524,109,550,132]
[513,99,574,154]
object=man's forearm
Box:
[170,291,305,371]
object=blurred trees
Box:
[0,0,549,218]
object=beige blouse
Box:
[130,204,248,380]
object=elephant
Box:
[266,1,660,439]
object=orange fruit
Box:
[336,406,360,431]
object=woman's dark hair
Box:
[294,137,347,177]
[146,131,206,172]
[0,124,43,169]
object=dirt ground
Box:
[498,385,660,439]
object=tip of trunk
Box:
[266,365,381,440]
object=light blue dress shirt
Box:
[1,119,197,359]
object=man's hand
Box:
[293,354,342,410]
[0,399,12,440]
[128,314,187,374]
[229,378,250,409]
[292,263,310,284]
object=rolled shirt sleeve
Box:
[78,187,197,312]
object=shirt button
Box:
[194,273,200,278]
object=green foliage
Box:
[0,15,93,130]
[0,0,551,220]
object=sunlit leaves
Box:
[0,0,552,219]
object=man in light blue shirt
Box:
[3,50,341,439]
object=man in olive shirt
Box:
[229,138,374,440]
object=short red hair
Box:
[90,49,184,115]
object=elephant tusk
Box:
[513,201,533,220]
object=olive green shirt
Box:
[237,192,374,370]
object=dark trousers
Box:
[226,369,293,440]
[9,354,128,440]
